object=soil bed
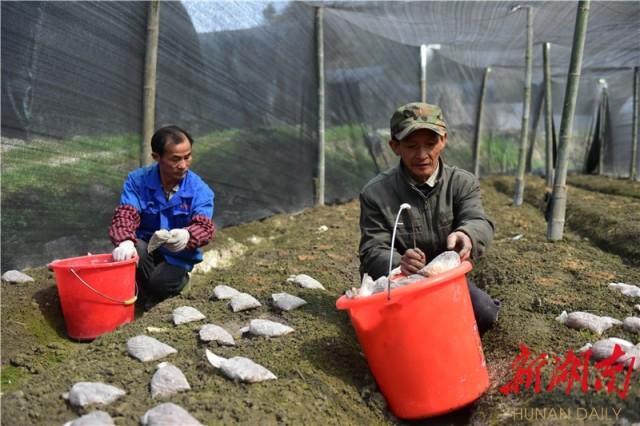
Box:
[489,175,640,266]
[567,175,640,200]
[2,176,640,425]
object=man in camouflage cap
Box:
[359,102,500,334]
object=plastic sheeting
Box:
[1,1,639,269]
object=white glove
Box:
[163,228,190,252]
[112,240,137,261]
[148,229,171,253]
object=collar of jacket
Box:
[397,159,444,197]
[145,164,194,208]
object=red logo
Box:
[500,343,635,399]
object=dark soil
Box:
[2,175,640,425]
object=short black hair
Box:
[150,125,194,156]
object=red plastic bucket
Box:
[48,253,137,340]
[336,261,489,419]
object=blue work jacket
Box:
[119,164,214,271]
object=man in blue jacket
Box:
[109,125,215,305]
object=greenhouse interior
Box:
[1,1,639,425]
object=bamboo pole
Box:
[547,0,591,241]
[513,6,533,206]
[526,91,544,173]
[420,45,427,103]
[473,67,491,178]
[598,82,607,174]
[543,42,554,187]
[630,66,639,180]
[315,6,325,206]
[141,0,160,167]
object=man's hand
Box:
[447,231,472,260]
[400,248,426,276]
[164,228,190,252]
[112,240,137,261]
[148,229,171,253]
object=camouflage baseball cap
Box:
[390,102,447,140]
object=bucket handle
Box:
[388,203,414,301]
[70,268,138,305]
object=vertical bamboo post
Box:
[141,0,160,167]
[598,81,607,174]
[630,66,639,180]
[315,6,325,206]
[473,67,491,178]
[543,42,554,187]
[513,6,533,206]
[420,45,427,102]
[547,0,591,241]
[420,44,440,103]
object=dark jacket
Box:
[359,160,494,279]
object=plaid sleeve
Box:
[185,214,215,250]
[109,204,140,245]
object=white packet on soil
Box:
[63,382,126,408]
[199,324,235,346]
[127,335,177,362]
[141,402,203,426]
[229,293,262,312]
[205,349,276,383]
[287,274,325,290]
[555,311,622,335]
[213,284,241,300]
[579,338,640,370]
[1,270,34,283]
[272,292,307,311]
[63,410,114,426]
[246,319,294,337]
[623,317,640,334]
[172,306,206,325]
[150,362,191,399]
[608,282,640,297]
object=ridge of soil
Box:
[490,175,640,266]
[2,176,640,425]
[567,175,640,200]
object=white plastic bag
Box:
[63,382,125,408]
[287,274,325,290]
[229,293,262,312]
[272,292,307,311]
[418,251,461,277]
[555,311,622,335]
[246,319,294,337]
[206,349,276,383]
[127,335,177,362]
[172,306,206,325]
[150,362,191,399]
[141,403,203,426]
[199,324,235,346]
[212,284,241,300]
[63,410,114,426]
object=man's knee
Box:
[146,266,188,298]
[467,280,501,334]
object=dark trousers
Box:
[135,240,188,302]
[467,279,501,335]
